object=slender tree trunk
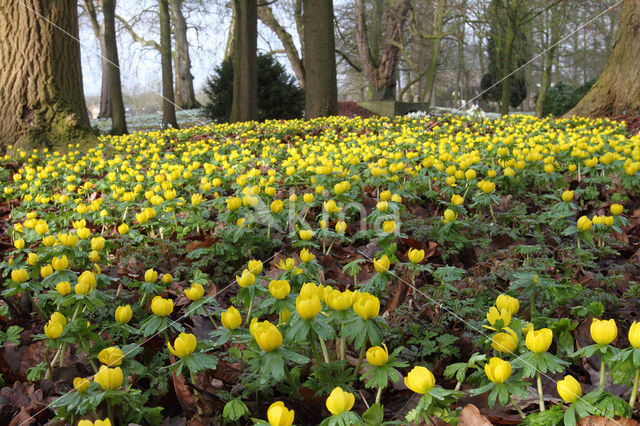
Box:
[230,0,257,122]
[536,8,561,117]
[101,0,127,134]
[224,2,236,60]
[500,25,515,115]
[82,0,112,119]
[422,0,446,105]
[0,0,93,149]
[170,0,199,109]
[568,0,640,116]
[303,0,338,117]
[158,0,178,128]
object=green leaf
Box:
[362,403,384,426]
[223,399,249,421]
[311,317,336,340]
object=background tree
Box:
[102,0,128,134]
[304,0,338,117]
[567,0,640,116]
[170,0,200,109]
[0,0,93,149]
[158,0,179,128]
[230,0,258,122]
[82,0,111,118]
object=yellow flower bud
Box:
[557,375,582,403]
[577,216,592,232]
[335,221,347,234]
[270,199,284,213]
[590,318,617,345]
[94,365,124,391]
[325,289,353,311]
[27,252,38,265]
[248,259,263,275]
[562,190,574,202]
[76,271,96,295]
[404,366,435,394]
[226,197,242,211]
[629,322,640,348]
[485,357,511,383]
[299,229,313,240]
[98,347,124,367]
[366,343,389,366]
[51,311,66,326]
[610,203,623,216]
[353,293,380,320]
[296,295,321,320]
[52,255,68,271]
[73,377,90,393]
[491,328,519,354]
[382,220,396,233]
[168,333,197,358]
[325,387,355,415]
[150,296,173,316]
[91,237,105,251]
[269,280,290,299]
[115,305,133,324]
[451,194,464,206]
[267,401,295,426]
[253,321,283,352]
[44,320,63,339]
[496,294,519,316]
[300,249,315,263]
[117,223,129,234]
[11,268,28,283]
[56,281,71,296]
[13,238,25,250]
[42,235,57,247]
[443,208,458,223]
[525,328,553,354]
[236,269,256,288]
[221,306,242,330]
[40,264,53,278]
[144,268,158,283]
[303,193,314,203]
[184,283,205,301]
[486,307,511,329]
[408,248,425,264]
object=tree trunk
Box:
[102,0,127,134]
[0,0,93,149]
[224,2,236,60]
[258,4,305,88]
[303,0,338,117]
[567,0,640,117]
[170,0,199,109]
[230,0,257,122]
[536,6,562,117]
[422,0,446,105]
[158,0,178,128]
[499,25,515,115]
[82,0,112,119]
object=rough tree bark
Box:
[258,3,305,88]
[303,0,338,117]
[567,0,640,117]
[230,0,258,122]
[159,0,179,128]
[170,0,199,109]
[82,0,111,119]
[536,3,565,117]
[0,0,93,149]
[102,0,127,135]
[354,0,410,101]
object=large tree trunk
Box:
[567,0,640,117]
[0,0,93,149]
[354,0,410,101]
[303,0,338,117]
[102,0,127,135]
[230,0,258,122]
[499,24,515,115]
[82,0,112,119]
[170,0,199,109]
[159,0,179,128]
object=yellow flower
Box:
[353,293,380,320]
[267,401,295,426]
[377,201,388,212]
[191,193,203,206]
[629,322,640,348]
[335,221,347,233]
[185,283,205,301]
[323,200,341,213]
[162,273,173,284]
[577,216,592,232]
[280,307,292,323]
[13,238,25,250]
[443,208,458,223]
[486,307,511,329]
[88,251,100,263]
[226,197,242,211]
[495,294,519,316]
[52,255,68,271]
[366,344,389,366]
[269,280,290,299]
[59,233,79,247]
[380,190,391,201]
[144,268,158,283]
[98,347,124,367]
[526,328,553,354]
[150,296,174,316]
[221,306,242,330]
[44,320,63,339]
[73,377,90,393]
[42,235,57,247]
[117,223,129,234]
[299,229,313,240]
[479,180,495,193]
[56,281,71,296]
[404,366,435,394]
[561,190,574,202]
[78,419,111,426]
[76,227,91,239]
[408,248,425,264]
[35,221,49,235]
[168,333,197,358]
[325,289,353,311]
[51,311,67,326]
[610,203,623,216]
[557,375,582,403]
[270,200,284,213]
[115,305,133,324]
[91,237,105,251]
[300,249,315,263]
[373,255,390,273]
[253,321,283,352]
[277,258,295,271]
[590,318,617,345]
[248,259,263,274]
[451,194,464,206]
[296,295,321,320]
[11,268,28,283]
[236,269,256,288]
[303,193,314,203]
[491,328,519,354]
[382,220,396,233]
[76,271,96,295]
[40,264,53,278]
[484,357,511,383]
[27,252,38,265]
[325,387,355,415]
[94,365,124,391]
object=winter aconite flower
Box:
[168,333,197,358]
[56,281,71,296]
[404,366,435,394]
[562,190,574,202]
[484,357,511,384]
[557,375,582,403]
[11,269,28,283]
[95,365,124,391]
[115,305,133,324]
[382,220,396,233]
[269,280,290,299]
[300,249,315,263]
[76,271,96,295]
[98,347,124,367]
[296,295,321,320]
[267,401,294,426]
[325,387,355,415]
[221,306,242,330]
[44,320,63,339]
[299,229,313,240]
[610,203,623,216]
[443,208,458,223]
[495,294,519,316]
[629,321,640,348]
[590,318,617,345]
[526,328,553,354]
[236,269,255,288]
[184,283,204,301]
[150,296,173,316]
[491,328,519,354]
[366,344,389,366]
[248,259,263,275]
[353,293,380,320]
[486,306,511,329]
[78,419,112,426]
[325,289,353,311]
[373,255,390,273]
[577,216,592,232]
[408,248,425,263]
[252,321,283,352]
[73,377,90,393]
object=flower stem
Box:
[354,340,367,377]
[339,337,346,362]
[536,371,545,411]
[205,308,218,328]
[244,298,254,326]
[318,336,330,363]
[509,396,526,419]
[600,358,606,388]
[375,386,383,404]
[309,330,321,364]
[629,367,640,409]
[189,369,203,415]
